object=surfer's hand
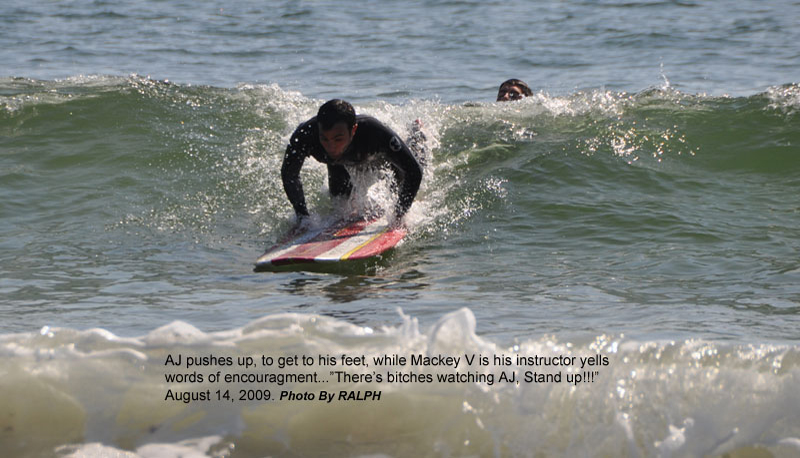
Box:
[289,214,312,236]
[389,217,407,230]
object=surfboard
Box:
[255,215,406,270]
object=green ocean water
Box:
[3,77,799,342]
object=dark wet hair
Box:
[317,99,356,130]
[499,79,533,97]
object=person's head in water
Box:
[317,99,358,160]
[496,79,533,102]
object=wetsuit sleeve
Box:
[281,143,309,217]
[386,137,423,218]
[327,164,353,197]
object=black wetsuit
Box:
[281,115,423,219]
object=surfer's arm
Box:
[281,144,310,218]
[388,141,423,219]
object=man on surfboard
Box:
[281,99,423,225]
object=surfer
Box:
[496,79,533,101]
[281,99,423,225]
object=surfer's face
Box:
[497,84,526,102]
[319,122,357,160]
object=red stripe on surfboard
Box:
[270,219,371,264]
[344,228,407,260]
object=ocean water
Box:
[2,1,800,457]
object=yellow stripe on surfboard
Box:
[340,228,388,260]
